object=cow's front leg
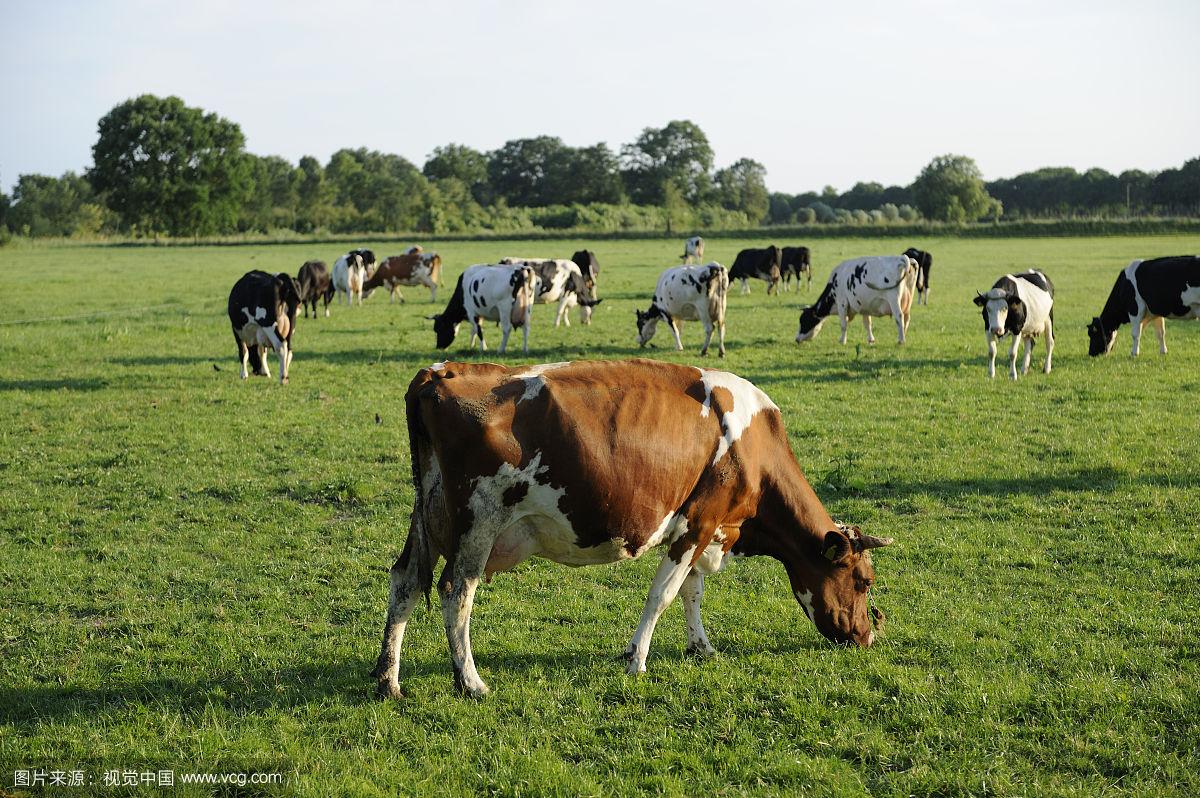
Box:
[474,318,488,352]
[862,315,875,344]
[740,278,750,295]
[986,331,997,378]
[1153,316,1167,354]
[1131,316,1145,356]
[1008,334,1021,380]
[669,319,684,351]
[891,299,906,344]
[438,547,491,698]
[625,549,695,674]
[1044,319,1055,374]
[838,312,849,345]
[680,570,715,658]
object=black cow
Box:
[780,246,812,292]
[296,260,334,319]
[730,246,782,295]
[227,271,301,384]
[903,248,933,305]
[571,250,600,281]
[1087,256,1200,356]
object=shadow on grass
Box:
[0,377,110,392]
[109,355,217,366]
[848,466,1200,500]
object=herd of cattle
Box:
[223,240,1198,697]
[228,238,1198,384]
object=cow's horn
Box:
[859,535,894,550]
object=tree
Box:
[423,144,491,204]
[487,136,572,207]
[620,120,714,204]
[837,181,885,210]
[325,148,428,231]
[912,154,1001,222]
[714,158,769,222]
[89,94,253,235]
[295,155,333,231]
[242,154,300,231]
[7,172,98,237]
[557,143,625,205]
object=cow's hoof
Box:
[625,660,647,676]
[685,642,717,659]
[375,681,404,701]
[718,351,725,358]
[456,682,490,700]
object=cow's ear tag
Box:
[823,545,839,562]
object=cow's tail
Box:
[512,266,535,327]
[403,375,437,608]
[707,263,730,324]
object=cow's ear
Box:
[821,529,853,564]
[972,293,986,306]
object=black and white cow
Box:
[333,252,369,306]
[973,270,1055,380]
[296,260,334,319]
[227,270,302,384]
[780,246,812,292]
[571,250,600,281]
[795,256,918,345]
[730,246,782,295]
[431,264,536,354]
[499,258,601,326]
[1087,256,1200,356]
[681,236,705,264]
[635,262,729,356]
[903,247,933,305]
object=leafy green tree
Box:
[808,201,836,223]
[1150,158,1200,215]
[767,193,795,224]
[242,155,301,231]
[295,155,333,231]
[89,94,253,235]
[7,172,98,237]
[912,154,1001,222]
[880,203,900,222]
[557,144,625,205]
[620,120,714,204]
[795,206,816,224]
[714,158,769,222]
[424,144,491,204]
[837,181,884,210]
[661,179,691,234]
[487,136,573,207]
[325,148,428,231]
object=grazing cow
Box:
[333,252,370,306]
[571,249,600,281]
[681,236,705,264]
[1087,256,1200,357]
[780,246,812,292]
[903,248,933,305]
[795,255,918,345]
[973,270,1055,379]
[296,260,334,318]
[730,246,782,295]
[635,262,729,356]
[364,252,444,303]
[430,264,536,354]
[373,359,894,699]
[499,257,601,326]
[227,270,301,384]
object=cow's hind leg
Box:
[862,315,875,344]
[669,319,684,351]
[680,570,716,657]
[1021,336,1034,375]
[374,516,431,700]
[1153,316,1167,354]
[1008,335,1021,380]
[439,532,494,698]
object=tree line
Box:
[1,94,1197,240]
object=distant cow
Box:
[333,252,369,306]
[431,264,536,354]
[227,270,301,384]
[571,250,600,281]
[372,359,893,699]
[364,252,444,303]
[296,260,334,318]
[903,248,933,305]
[730,246,782,295]
[1087,256,1200,356]
[681,236,704,264]
[973,270,1055,379]
[636,262,729,356]
[780,246,812,292]
[500,257,601,326]
[795,255,918,345]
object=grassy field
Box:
[1,235,1198,797]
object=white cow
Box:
[973,270,1055,379]
[499,257,601,326]
[681,236,705,264]
[635,262,730,356]
[794,255,918,345]
[332,252,369,306]
[431,264,536,354]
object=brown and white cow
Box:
[363,252,444,303]
[373,359,893,699]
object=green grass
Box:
[1,235,1198,797]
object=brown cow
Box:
[373,359,893,699]
[363,252,443,303]
[296,260,334,318]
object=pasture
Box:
[1,235,1198,797]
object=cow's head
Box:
[634,307,660,347]
[795,284,836,342]
[796,525,893,647]
[973,288,1023,337]
[431,313,460,350]
[1086,316,1116,356]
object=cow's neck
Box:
[737,461,836,586]
[1098,277,1133,332]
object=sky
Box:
[2,0,1198,196]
